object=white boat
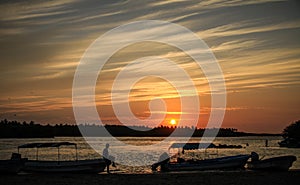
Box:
[18,142,106,173]
[247,152,297,171]
[23,159,105,173]
[160,154,250,172]
[152,143,250,172]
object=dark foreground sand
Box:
[1,171,300,185]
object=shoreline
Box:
[2,171,300,185]
[0,134,282,139]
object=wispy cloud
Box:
[200,20,300,39]
[0,0,79,21]
[0,0,299,132]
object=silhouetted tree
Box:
[0,119,279,138]
[283,120,300,140]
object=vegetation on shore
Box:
[0,119,279,138]
[282,120,300,140]
[279,120,300,148]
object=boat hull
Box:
[247,155,296,171]
[161,155,250,172]
[23,159,106,173]
[0,160,24,174]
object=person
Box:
[103,143,116,173]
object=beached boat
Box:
[160,154,250,172]
[247,152,296,171]
[18,142,106,173]
[169,142,243,150]
[278,138,300,148]
[0,153,25,174]
[152,143,250,172]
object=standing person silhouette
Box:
[103,143,116,173]
[103,143,111,173]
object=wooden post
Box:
[265,139,269,147]
[75,144,78,161]
[36,148,39,161]
[57,147,60,164]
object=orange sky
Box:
[0,0,300,133]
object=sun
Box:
[170,119,177,125]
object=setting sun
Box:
[170,119,177,125]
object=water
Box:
[0,136,299,173]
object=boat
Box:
[169,142,243,149]
[18,142,106,173]
[278,138,300,148]
[152,143,250,172]
[247,152,297,171]
[159,154,250,172]
[0,153,25,174]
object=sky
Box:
[0,0,300,133]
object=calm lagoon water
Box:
[0,136,299,173]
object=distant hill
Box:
[0,119,280,138]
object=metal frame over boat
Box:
[18,142,106,173]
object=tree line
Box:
[0,119,279,138]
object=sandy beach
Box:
[1,171,300,185]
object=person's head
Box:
[106,143,109,148]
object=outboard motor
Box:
[250,152,259,162]
[11,153,21,160]
[151,152,170,171]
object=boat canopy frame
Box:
[17,142,78,162]
[169,142,243,159]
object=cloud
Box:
[211,39,263,52]
[200,20,300,39]
[0,0,79,21]
[0,0,299,131]
[0,96,72,114]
